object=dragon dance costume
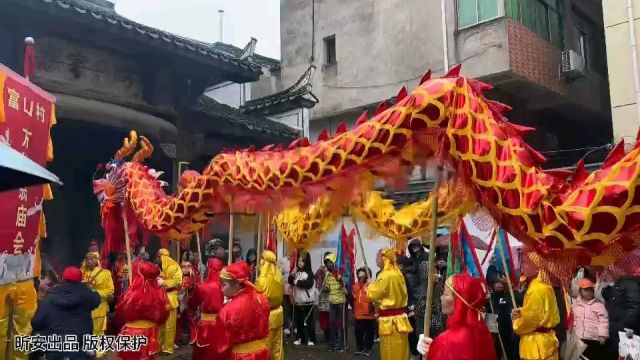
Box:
[367,248,412,360]
[115,261,169,360]
[255,251,285,360]
[157,248,183,354]
[189,258,225,360]
[513,272,560,360]
[426,274,497,360]
[218,261,271,360]
[81,251,114,358]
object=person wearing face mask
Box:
[232,241,243,263]
[322,252,347,352]
[572,278,609,359]
[367,248,413,360]
[289,251,317,346]
[485,274,519,360]
[353,267,375,356]
[417,273,497,360]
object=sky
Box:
[114,0,281,59]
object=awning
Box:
[0,142,62,192]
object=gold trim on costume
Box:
[232,338,268,354]
[126,320,155,329]
[201,313,217,321]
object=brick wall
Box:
[507,19,565,95]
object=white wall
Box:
[205,82,249,108]
[267,108,309,136]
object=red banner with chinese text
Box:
[0,64,56,284]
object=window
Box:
[324,35,336,65]
[506,0,563,48]
[458,0,500,28]
[572,7,607,75]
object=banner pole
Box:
[423,166,442,337]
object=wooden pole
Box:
[352,219,369,273]
[495,228,517,306]
[228,201,234,266]
[195,231,204,282]
[5,294,13,359]
[423,166,442,337]
[256,213,263,276]
[122,210,133,282]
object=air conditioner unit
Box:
[561,50,586,79]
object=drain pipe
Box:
[440,0,449,71]
[627,0,640,125]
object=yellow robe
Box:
[158,250,182,354]
[513,274,560,360]
[255,251,284,360]
[367,250,412,360]
[81,266,114,337]
[0,281,38,360]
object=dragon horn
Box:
[443,64,462,78]
[355,111,369,126]
[114,131,138,160]
[419,70,432,85]
[132,136,154,163]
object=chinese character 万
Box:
[21,128,32,149]
[23,97,34,117]
[16,204,27,228]
[18,188,27,201]
[7,88,19,110]
[13,231,24,255]
[36,103,46,123]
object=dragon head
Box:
[93,131,156,210]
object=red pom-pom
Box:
[96,163,104,171]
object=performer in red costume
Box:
[116,261,170,360]
[417,273,497,360]
[217,261,271,360]
[189,258,225,360]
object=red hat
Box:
[207,258,223,273]
[139,262,160,279]
[220,261,252,286]
[62,267,82,282]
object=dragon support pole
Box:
[423,165,443,337]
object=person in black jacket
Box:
[289,251,317,346]
[602,275,640,359]
[485,273,519,360]
[30,266,101,360]
[397,255,420,358]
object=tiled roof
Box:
[16,0,262,74]
[193,96,300,139]
[242,66,318,113]
[210,42,281,71]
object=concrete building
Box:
[602,0,640,144]
[254,0,613,171]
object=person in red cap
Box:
[115,260,170,360]
[31,267,101,360]
[189,258,225,360]
[216,260,271,360]
[572,277,609,359]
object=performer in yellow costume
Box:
[513,270,560,360]
[254,250,285,360]
[157,248,183,354]
[367,248,412,360]
[0,281,38,359]
[81,251,114,358]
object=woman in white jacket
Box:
[288,251,318,346]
